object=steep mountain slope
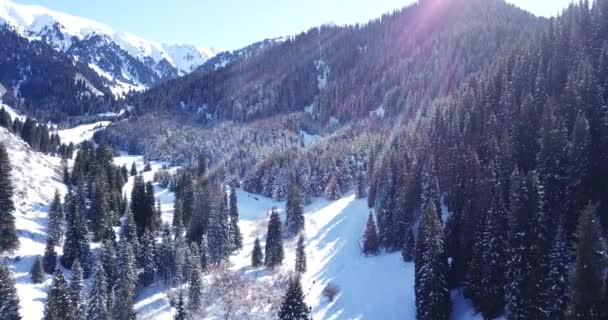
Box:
[0,0,218,90]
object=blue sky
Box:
[18,0,576,50]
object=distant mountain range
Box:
[0,0,219,93]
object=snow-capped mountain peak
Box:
[0,0,218,91]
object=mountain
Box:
[0,0,219,93]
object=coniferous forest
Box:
[1,0,608,319]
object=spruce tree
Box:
[415,202,450,320]
[43,238,58,274]
[130,163,137,177]
[31,255,45,284]
[200,234,209,272]
[355,170,367,199]
[278,277,310,320]
[207,190,230,266]
[546,224,569,320]
[264,208,284,267]
[0,264,21,320]
[62,190,92,276]
[566,204,605,320]
[295,234,307,274]
[157,227,174,283]
[174,291,188,320]
[285,178,305,237]
[251,237,263,267]
[401,228,415,262]
[115,238,137,320]
[44,267,71,320]
[69,260,86,320]
[0,143,18,253]
[48,190,64,243]
[324,174,341,200]
[229,187,243,251]
[187,262,203,313]
[88,261,109,320]
[362,212,380,256]
[138,228,156,287]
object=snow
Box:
[57,121,111,145]
[0,128,67,320]
[88,63,146,96]
[370,106,385,119]
[315,59,330,90]
[0,0,217,77]
[300,130,319,147]
[0,102,26,121]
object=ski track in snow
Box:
[3,121,481,320]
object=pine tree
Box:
[362,212,380,255]
[48,190,64,243]
[157,227,174,283]
[174,291,188,320]
[285,178,305,237]
[130,163,137,177]
[200,234,209,272]
[415,202,450,320]
[355,169,367,199]
[251,237,263,267]
[69,260,86,320]
[324,174,341,200]
[278,277,310,320]
[0,264,21,320]
[115,238,137,320]
[43,238,58,274]
[44,267,71,320]
[187,262,203,313]
[229,186,243,251]
[207,190,230,266]
[88,262,109,320]
[90,174,109,242]
[264,208,284,267]
[31,255,45,284]
[295,234,307,274]
[62,190,92,276]
[545,223,569,320]
[99,240,116,296]
[0,143,18,253]
[138,228,156,287]
[566,204,605,320]
[401,228,415,262]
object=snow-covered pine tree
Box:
[251,237,263,267]
[278,276,311,320]
[295,234,307,274]
[199,234,209,272]
[264,208,284,267]
[355,169,367,199]
[401,228,415,262]
[99,240,116,296]
[362,212,380,256]
[0,264,21,320]
[115,238,137,320]
[207,189,230,267]
[90,174,109,242]
[545,223,569,320]
[566,203,605,320]
[174,291,188,320]
[187,261,203,313]
[156,226,174,283]
[48,190,64,243]
[31,255,45,284]
[285,177,305,237]
[324,174,341,200]
[69,260,86,320]
[130,163,137,177]
[415,202,450,320]
[229,186,243,251]
[62,189,92,276]
[88,261,109,320]
[0,143,18,253]
[43,238,58,274]
[138,228,156,287]
[44,267,71,320]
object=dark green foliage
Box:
[228,186,243,251]
[43,238,58,274]
[69,260,86,320]
[0,264,21,320]
[566,204,605,320]
[138,228,156,287]
[61,188,92,276]
[278,277,311,320]
[295,234,307,274]
[401,228,415,262]
[187,262,203,312]
[0,143,18,253]
[251,237,263,268]
[131,174,155,236]
[47,190,64,243]
[362,212,380,256]
[88,262,109,320]
[415,203,450,320]
[285,177,305,237]
[31,255,45,284]
[115,238,137,320]
[44,267,71,320]
[264,208,284,267]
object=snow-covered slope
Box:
[0,0,218,89]
[0,127,67,319]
